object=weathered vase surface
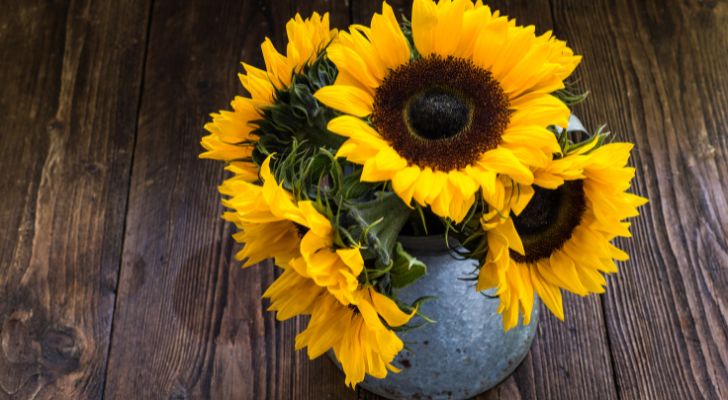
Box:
[333,235,539,400]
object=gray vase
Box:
[330,235,539,400]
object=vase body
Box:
[333,235,539,400]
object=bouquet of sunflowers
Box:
[201,0,647,389]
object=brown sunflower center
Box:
[511,181,586,263]
[372,55,510,171]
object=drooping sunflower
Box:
[315,0,581,222]
[220,156,306,267]
[477,141,648,330]
[200,12,335,179]
[278,201,415,386]
[265,272,413,388]
[224,154,415,387]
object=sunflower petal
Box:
[369,288,415,327]
[315,85,374,117]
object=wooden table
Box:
[2,0,727,398]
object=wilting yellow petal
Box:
[336,247,365,276]
[369,288,415,327]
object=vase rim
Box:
[398,234,460,253]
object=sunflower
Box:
[265,273,413,388]
[477,141,648,330]
[314,0,581,222]
[253,176,414,386]
[200,12,335,178]
[220,156,305,267]
[223,154,415,387]
[277,199,416,386]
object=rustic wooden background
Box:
[1,0,727,399]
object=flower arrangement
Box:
[201,0,647,389]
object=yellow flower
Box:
[223,154,415,388]
[220,156,305,267]
[315,0,581,222]
[292,202,364,305]
[478,142,648,330]
[259,195,414,387]
[264,272,414,388]
[200,12,335,177]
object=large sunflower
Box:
[478,141,648,330]
[200,12,335,179]
[314,0,581,222]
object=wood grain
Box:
[102,1,355,399]
[2,0,727,399]
[0,0,151,398]
[550,0,728,398]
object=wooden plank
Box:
[103,1,355,399]
[350,0,411,24]
[0,0,151,398]
[292,0,350,23]
[549,0,728,398]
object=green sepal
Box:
[555,88,590,107]
[364,263,394,280]
[393,296,438,333]
[565,124,610,154]
[389,242,427,289]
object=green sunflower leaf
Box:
[389,242,427,289]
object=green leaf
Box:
[344,191,411,266]
[390,243,427,289]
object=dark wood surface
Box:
[1,0,726,399]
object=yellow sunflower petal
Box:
[369,288,415,327]
[497,217,525,255]
[391,166,422,206]
[433,0,467,56]
[509,94,570,128]
[411,0,439,56]
[315,85,374,117]
[336,247,365,276]
[478,147,534,184]
[530,267,564,320]
[328,43,381,90]
[370,2,411,69]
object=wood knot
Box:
[40,326,82,374]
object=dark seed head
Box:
[372,55,510,171]
[511,181,586,263]
[407,88,470,140]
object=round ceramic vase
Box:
[333,236,539,400]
